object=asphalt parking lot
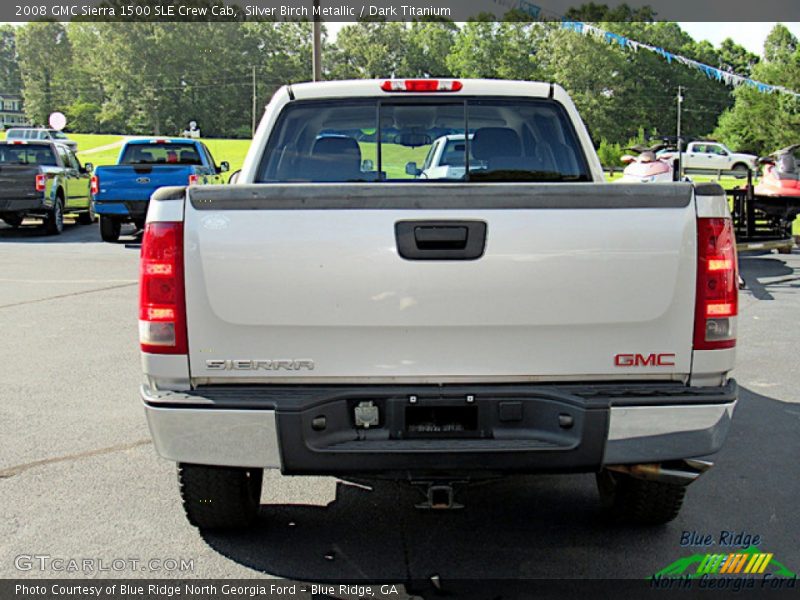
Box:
[1,219,799,590]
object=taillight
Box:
[188,174,199,186]
[694,218,738,350]
[139,222,187,354]
[381,79,463,93]
[90,175,99,196]
[35,174,47,192]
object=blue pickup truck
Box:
[92,138,229,242]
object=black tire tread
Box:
[44,196,64,236]
[598,471,686,525]
[77,209,94,225]
[99,216,120,242]
[178,464,262,531]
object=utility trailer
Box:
[684,167,796,254]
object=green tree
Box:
[401,18,457,77]
[16,21,73,126]
[0,25,22,95]
[717,38,759,78]
[328,21,408,79]
[446,14,546,80]
[715,24,800,155]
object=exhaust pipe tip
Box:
[606,459,713,486]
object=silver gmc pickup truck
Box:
[139,79,738,531]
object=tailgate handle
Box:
[414,226,468,249]
[396,220,487,261]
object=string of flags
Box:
[561,20,800,100]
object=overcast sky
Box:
[678,22,800,55]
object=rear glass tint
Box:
[256,98,590,183]
[120,143,203,165]
[0,143,57,166]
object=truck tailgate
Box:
[95,165,193,201]
[183,183,697,383]
[0,165,40,201]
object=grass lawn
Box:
[358,141,429,179]
[69,134,252,174]
[201,138,252,175]
[70,134,125,153]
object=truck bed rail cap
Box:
[187,182,693,211]
[151,186,188,202]
[693,182,725,196]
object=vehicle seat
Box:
[180,150,200,164]
[533,115,580,176]
[306,136,363,182]
[130,148,154,163]
[472,127,531,172]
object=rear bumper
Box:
[0,198,47,213]
[93,200,148,219]
[142,380,737,476]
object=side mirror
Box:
[405,161,421,176]
[219,161,230,173]
[83,162,94,173]
[361,159,374,172]
[228,169,241,184]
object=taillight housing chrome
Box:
[381,79,463,93]
[90,175,99,196]
[35,173,47,192]
[139,222,187,354]
[694,217,738,350]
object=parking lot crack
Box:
[0,282,137,310]
[0,439,151,479]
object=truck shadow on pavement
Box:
[0,220,98,243]
[200,385,799,587]
[739,251,799,301]
[0,221,142,244]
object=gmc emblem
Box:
[614,353,676,367]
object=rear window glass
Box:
[0,143,57,166]
[120,143,202,165]
[257,98,590,183]
[6,130,23,139]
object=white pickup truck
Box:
[660,141,758,175]
[139,79,739,531]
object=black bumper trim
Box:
[146,380,738,411]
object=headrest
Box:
[312,136,361,160]
[472,128,522,160]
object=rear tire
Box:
[43,196,64,235]
[732,163,749,178]
[99,216,121,243]
[597,470,686,525]
[178,464,263,531]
